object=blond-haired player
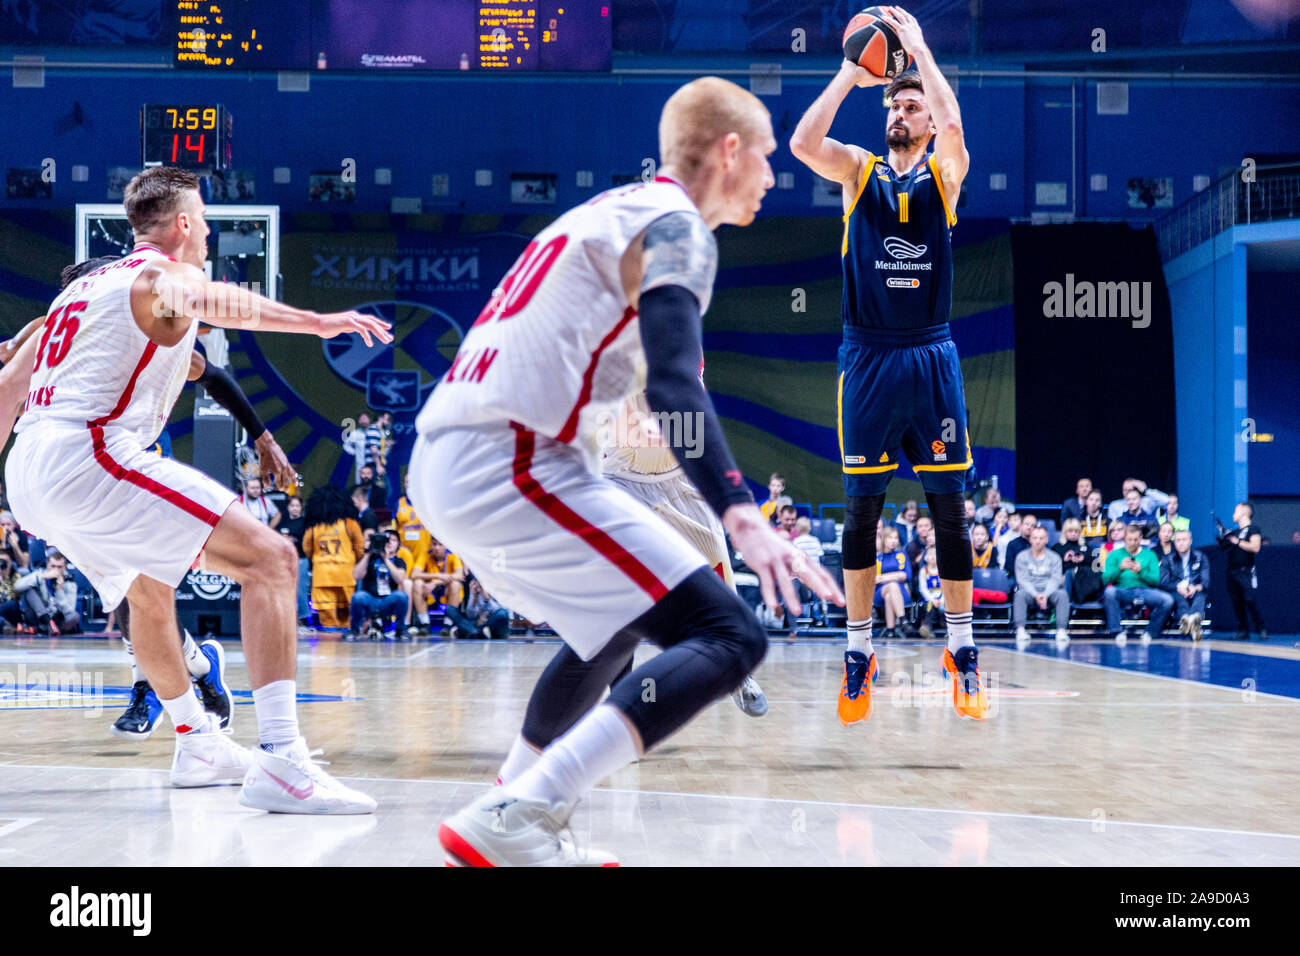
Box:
[412,77,843,866]
[1,166,390,812]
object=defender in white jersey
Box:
[413,78,843,866]
[0,167,391,813]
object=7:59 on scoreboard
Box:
[140,104,232,170]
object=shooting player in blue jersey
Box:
[792,6,986,722]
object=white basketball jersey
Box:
[17,245,199,450]
[415,177,709,474]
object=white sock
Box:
[847,619,874,658]
[946,610,974,652]
[505,705,638,810]
[497,734,542,785]
[160,689,207,734]
[252,679,299,749]
[122,637,145,685]
[181,629,210,678]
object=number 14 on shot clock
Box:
[140,104,232,170]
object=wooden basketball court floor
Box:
[1,633,1298,866]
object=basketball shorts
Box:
[409,423,706,661]
[605,468,734,588]
[837,324,973,497]
[6,424,238,611]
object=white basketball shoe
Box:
[240,737,377,814]
[171,714,254,788]
[439,789,619,867]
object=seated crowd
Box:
[753,471,1219,642]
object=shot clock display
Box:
[141,105,232,171]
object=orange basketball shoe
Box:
[941,645,988,721]
[837,650,879,725]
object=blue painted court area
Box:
[1018,640,1300,701]
[0,684,359,711]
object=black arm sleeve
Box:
[638,284,754,518]
[196,361,266,440]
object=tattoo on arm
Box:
[640,212,717,309]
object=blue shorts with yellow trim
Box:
[837,323,972,497]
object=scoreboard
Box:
[172,1,611,72]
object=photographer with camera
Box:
[14,549,80,635]
[348,530,408,641]
[441,574,512,640]
[1216,502,1267,641]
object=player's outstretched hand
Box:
[318,311,394,347]
[724,504,846,614]
[839,58,888,89]
[254,431,297,491]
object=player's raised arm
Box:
[0,316,44,367]
[884,7,969,200]
[130,259,393,349]
[790,60,885,188]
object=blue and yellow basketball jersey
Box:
[841,152,957,330]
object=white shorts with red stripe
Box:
[605,469,734,589]
[5,423,238,611]
[409,423,706,661]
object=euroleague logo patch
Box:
[931,440,948,461]
[883,236,928,260]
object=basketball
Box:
[842,6,912,78]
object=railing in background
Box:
[1157,162,1300,263]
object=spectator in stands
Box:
[1102,519,1128,556]
[1155,493,1189,533]
[1060,477,1092,526]
[409,538,466,636]
[349,530,408,640]
[240,477,281,529]
[365,411,393,470]
[917,545,943,639]
[1102,523,1173,643]
[1218,501,1267,641]
[1115,487,1154,540]
[975,487,1013,525]
[874,527,911,639]
[1054,518,1100,602]
[15,550,80,635]
[0,510,30,570]
[970,522,995,568]
[357,463,389,513]
[776,504,799,542]
[0,554,22,633]
[1080,490,1109,548]
[343,412,372,483]
[1107,478,1169,522]
[905,515,934,572]
[302,485,366,629]
[1013,526,1069,644]
[443,576,512,640]
[963,497,978,527]
[993,511,1019,568]
[1003,513,1038,579]
[277,494,309,624]
[1151,522,1176,561]
[760,473,792,525]
[1161,528,1209,640]
[894,500,921,547]
[351,483,380,533]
